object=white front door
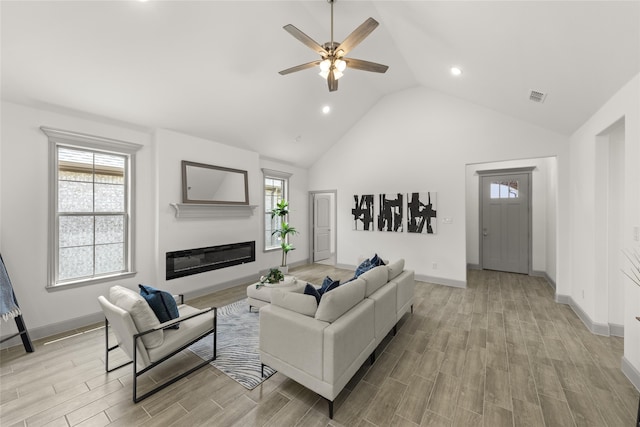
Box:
[313,194,331,262]
[481,173,530,274]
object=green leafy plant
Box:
[271,199,298,268]
[257,267,285,288]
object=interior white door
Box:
[481,173,530,274]
[313,194,331,262]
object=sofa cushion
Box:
[387,259,405,280]
[109,285,164,349]
[315,278,366,323]
[271,288,318,317]
[139,284,180,329]
[359,265,390,297]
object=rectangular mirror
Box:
[182,161,249,205]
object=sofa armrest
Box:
[259,304,329,380]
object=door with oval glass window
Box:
[481,172,531,274]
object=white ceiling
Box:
[2,1,639,167]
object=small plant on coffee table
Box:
[256,268,285,288]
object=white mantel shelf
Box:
[170,203,258,218]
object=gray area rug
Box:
[188,299,276,389]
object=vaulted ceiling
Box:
[2,1,639,167]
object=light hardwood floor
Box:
[1,265,638,426]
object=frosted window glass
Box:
[95,244,124,274]
[96,216,124,244]
[59,181,93,212]
[59,246,93,280]
[59,216,94,247]
[95,184,124,212]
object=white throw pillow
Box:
[387,259,405,281]
[315,279,366,323]
[109,285,164,349]
[271,289,318,317]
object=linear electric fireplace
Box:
[166,241,255,280]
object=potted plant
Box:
[271,199,298,273]
[256,267,285,288]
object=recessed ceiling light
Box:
[450,66,463,76]
[322,105,331,114]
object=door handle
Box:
[483,228,489,237]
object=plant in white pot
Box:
[271,199,298,273]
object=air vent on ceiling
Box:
[529,90,547,103]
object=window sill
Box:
[46,271,137,291]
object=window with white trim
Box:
[262,168,291,251]
[42,127,142,288]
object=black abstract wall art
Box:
[352,194,374,231]
[407,192,437,234]
[378,193,404,232]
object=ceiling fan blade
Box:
[283,24,328,56]
[327,71,338,92]
[279,60,321,75]
[335,18,379,56]
[344,58,389,73]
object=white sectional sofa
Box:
[259,259,415,418]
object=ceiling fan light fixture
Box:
[333,69,344,80]
[335,59,347,72]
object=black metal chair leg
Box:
[411,304,414,314]
[327,399,334,419]
[393,324,397,336]
[370,351,375,365]
[261,364,265,378]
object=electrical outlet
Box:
[432,262,438,270]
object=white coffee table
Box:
[246,275,305,312]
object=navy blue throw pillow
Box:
[319,276,334,294]
[323,280,340,294]
[139,285,180,329]
[354,258,374,278]
[370,253,386,267]
[304,283,322,305]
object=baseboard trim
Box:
[555,293,610,336]
[608,323,624,337]
[336,264,467,288]
[0,311,104,349]
[531,270,556,290]
[622,356,640,392]
[467,263,482,271]
[0,270,279,350]
[415,274,466,288]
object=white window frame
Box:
[42,127,142,289]
[262,168,292,252]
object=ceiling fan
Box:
[279,0,389,92]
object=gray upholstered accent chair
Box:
[98,285,216,402]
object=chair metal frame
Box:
[104,294,217,403]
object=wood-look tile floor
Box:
[1,266,638,426]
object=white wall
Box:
[568,74,640,384]
[0,104,309,344]
[465,157,557,281]
[152,131,310,297]
[308,86,569,286]
[0,101,155,338]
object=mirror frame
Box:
[181,160,249,205]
